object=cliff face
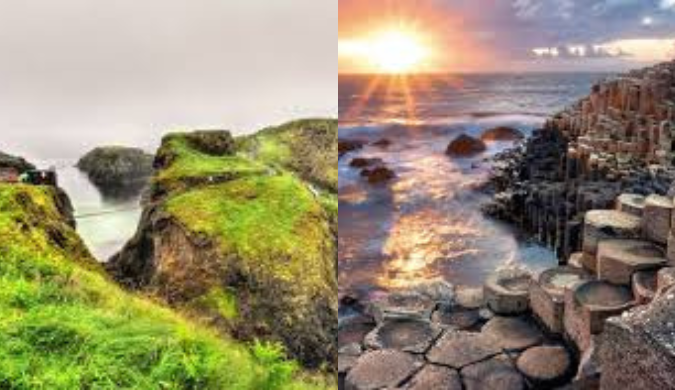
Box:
[108,119,338,369]
[486,61,675,259]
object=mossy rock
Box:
[110,120,338,369]
[239,119,337,191]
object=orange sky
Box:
[338,0,494,73]
[339,0,675,74]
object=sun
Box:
[368,30,429,74]
[339,28,431,74]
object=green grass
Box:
[154,135,269,193]
[238,119,337,192]
[165,174,334,295]
[0,185,333,390]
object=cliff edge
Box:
[107,119,338,369]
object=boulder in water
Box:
[361,165,396,184]
[480,126,524,142]
[446,134,487,157]
[77,146,154,197]
[339,139,366,158]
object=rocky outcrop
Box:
[485,60,675,260]
[108,120,337,370]
[0,150,35,173]
[77,146,154,197]
[446,134,487,157]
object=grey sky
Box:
[0,0,337,159]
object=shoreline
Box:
[339,60,675,389]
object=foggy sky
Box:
[0,0,337,160]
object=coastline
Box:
[339,60,675,389]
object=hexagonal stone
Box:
[564,280,634,352]
[402,365,462,390]
[482,316,543,351]
[484,268,532,315]
[582,210,641,264]
[616,193,645,217]
[632,270,658,305]
[516,345,572,386]
[530,266,591,334]
[345,350,423,390]
[427,331,501,368]
[432,306,480,330]
[339,317,376,348]
[370,290,437,323]
[642,195,673,245]
[597,239,667,285]
[364,319,441,353]
[455,286,484,309]
[339,354,359,375]
[461,355,525,390]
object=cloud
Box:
[532,44,629,59]
[513,0,574,20]
[661,0,675,10]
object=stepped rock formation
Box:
[486,60,675,260]
[107,119,338,369]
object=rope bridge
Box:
[74,206,142,219]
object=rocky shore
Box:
[485,60,675,260]
[340,61,675,389]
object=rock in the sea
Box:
[345,350,423,390]
[446,134,487,157]
[480,126,524,142]
[372,138,392,148]
[361,165,396,184]
[77,146,154,196]
[349,157,383,169]
[0,150,35,173]
[339,139,366,158]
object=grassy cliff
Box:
[0,184,331,389]
[109,119,338,370]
